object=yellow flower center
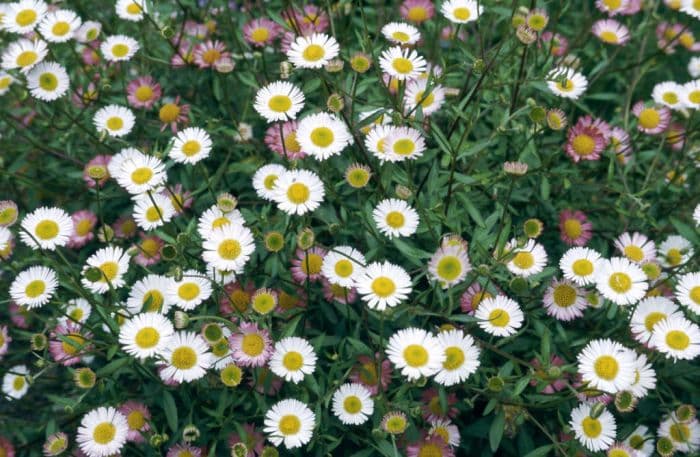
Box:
[407,6,428,22]
[12,376,25,391]
[178,283,200,301]
[127,410,145,430]
[662,92,678,105]
[69,308,84,321]
[111,44,129,58]
[131,167,153,185]
[371,276,396,298]
[638,108,660,129]
[241,333,264,356]
[555,79,574,92]
[171,346,197,369]
[643,312,667,332]
[581,417,602,438]
[61,334,85,355]
[16,9,37,26]
[202,49,221,64]
[99,261,119,282]
[229,289,250,312]
[159,103,181,123]
[416,90,435,108]
[392,138,415,156]
[666,330,690,350]
[268,94,292,112]
[343,395,363,414]
[572,134,595,156]
[453,7,471,20]
[279,415,301,435]
[92,422,116,444]
[142,290,164,312]
[252,293,275,314]
[689,286,700,305]
[666,248,682,266]
[593,355,619,380]
[623,245,644,263]
[527,15,546,31]
[403,344,428,367]
[134,327,160,348]
[385,211,405,229]
[347,168,370,187]
[25,280,46,298]
[134,85,153,102]
[127,2,142,14]
[310,127,334,147]
[106,116,124,131]
[670,423,690,443]
[0,76,10,90]
[140,238,160,257]
[599,31,618,43]
[250,27,269,43]
[217,239,241,260]
[417,444,443,457]
[52,21,71,36]
[488,309,510,327]
[282,351,303,371]
[436,256,462,281]
[553,284,577,307]
[16,50,38,68]
[283,131,301,152]
[300,253,323,275]
[145,206,162,223]
[36,219,59,240]
[608,272,632,293]
[334,259,354,277]
[603,0,622,8]
[392,31,410,42]
[392,57,413,74]
[688,90,700,104]
[572,259,593,276]
[443,346,465,370]
[563,219,582,239]
[302,44,325,61]
[286,182,310,204]
[358,362,378,385]
[75,218,93,236]
[512,251,535,269]
[385,415,407,433]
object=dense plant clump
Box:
[1,0,700,456]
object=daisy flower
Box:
[81,246,130,294]
[651,316,700,361]
[286,33,339,69]
[595,257,648,306]
[193,40,232,69]
[243,18,282,47]
[543,278,587,321]
[38,9,81,43]
[690,56,700,78]
[296,112,352,160]
[373,198,419,238]
[475,295,524,337]
[381,22,421,45]
[114,151,166,195]
[652,81,685,110]
[118,401,150,443]
[119,313,175,360]
[126,76,161,109]
[364,125,393,162]
[380,46,427,81]
[592,19,630,45]
[264,121,306,159]
[269,336,317,383]
[62,297,91,325]
[83,155,112,188]
[253,164,287,201]
[168,270,212,311]
[614,232,656,264]
[93,105,135,137]
[434,329,480,386]
[355,261,412,310]
[49,322,92,366]
[166,444,202,457]
[2,365,29,400]
[202,224,255,273]
[385,126,426,161]
[546,66,588,100]
[657,413,700,453]
[196,205,245,239]
[525,8,548,31]
[404,80,445,116]
[631,101,670,134]
[20,206,72,250]
[505,239,548,278]
[2,0,47,34]
[331,383,374,425]
[0,325,12,359]
[564,115,611,162]
[254,81,305,123]
[0,72,14,95]
[349,354,392,395]
[676,272,700,315]
[577,339,636,393]
[683,80,700,109]
[401,0,435,23]
[623,425,654,456]
[291,247,326,283]
[169,127,212,164]
[126,274,174,314]
[559,209,593,246]
[1,38,48,71]
[570,403,617,452]
[67,210,97,249]
[133,193,176,231]
[441,0,482,24]
[75,20,101,42]
[158,331,214,383]
[77,407,128,457]
[460,282,496,313]
[428,243,471,288]
[115,0,147,22]
[101,35,139,62]
[133,233,164,266]
[229,322,273,367]
[263,399,315,449]
[159,97,190,133]
[658,235,693,268]
[560,247,602,286]
[271,169,325,215]
[407,436,454,457]
[321,246,366,287]
[629,353,656,399]
[386,327,444,380]
[630,296,682,344]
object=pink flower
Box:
[291,247,327,284]
[407,436,454,457]
[133,232,163,266]
[159,96,191,133]
[264,121,306,160]
[118,401,151,443]
[349,353,392,395]
[220,281,255,316]
[160,184,193,215]
[67,210,97,249]
[170,41,196,67]
[229,322,273,367]
[81,45,100,66]
[621,0,642,14]
[9,302,29,329]
[0,235,15,260]
[244,18,283,47]
[228,423,265,457]
[558,209,593,246]
[400,0,435,24]
[322,279,357,304]
[72,81,99,108]
[591,19,630,46]
[113,215,138,239]
[421,388,459,421]
[49,322,93,366]
[284,5,330,33]
[632,101,670,135]
[83,155,112,188]
[530,355,568,394]
[540,31,568,57]
[127,76,162,109]
[610,126,632,164]
[0,325,11,361]
[0,436,15,457]
[460,282,497,314]
[193,40,232,69]
[564,116,611,162]
[665,122,686,151]
[166,444,202,457]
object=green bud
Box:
[487,376,505,392]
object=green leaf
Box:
[489,411,506,452]
[162,391,178,433]
[458,195,486,228]
[523,444,554,457]
[96,357,129,377]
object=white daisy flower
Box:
[434,329,480,386]
[505,238,548,278]
[170,127,212,164]
[623,425,654,456]
[196,204,246,239]
[381,22,421,45]
[1,38,47,71]
[630,296,682,344]
[542,278,587,321]
[658,413,700,454]
[253,164,287,201]
[168,270,212,311]
[404,79,445,116]
[126,274,175,314]
[384,126,426,161]
[158,331,213,383]
[0,226,11,252]
[253,81,305,123]
[115,0,147,22]
[546,66,588,100]
[114,153,166,195]
[321,245,366,288]
[19,206,72,250]
[81,246,130,294]
[690,57,700,79]
[379,46,427,81]
[428,243,471,288]
[205,264,237,286]
[358,108,393,134]
[658,235,693,268]
[264,399,316,449]
[651,316,700,361]
[296,112,353,160]
[0,72,15,95]
[100,35,139,62]
[652,81,685,110]
[577,338,636,393]
[560,247,602,286]
[62,298,92,325]
[2,365,29,400]
[269,336,317,383]
[372,198,419,238]
[271,169,325,215]
[26,61,70,101]
[441,0,482,24]
[331,383,374,425]
[569,403,617,452]
[683,79,700,109]
[676,271,700,315]
[429,419,461,447]
[355,261,412,310]
[76,406,128,457]
[286,33,339,69]
[37,9,81,43]
[119,313,175,360]
[93,105,135,137]
[202,223,255,273]
[475,295,524,337]
[132,193,175,231]
[595,257,648,306]
[614,232,656,264]
[75,20,101,43]
[386,327,445,380]
[9,265,58,309]
[2,0,47,34]
[364,125,394,162]
[629,353,656,399]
